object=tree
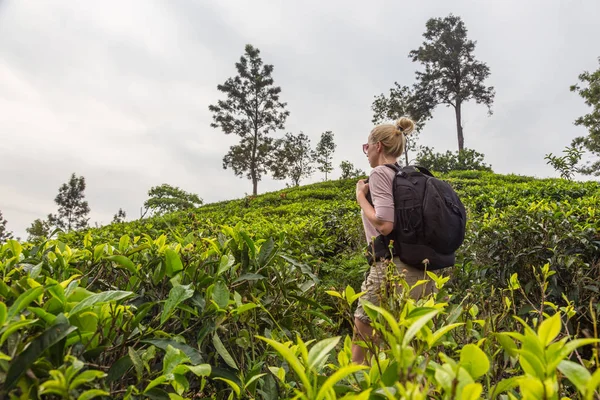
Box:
[271,132,315,186]
[372,83,434,166]
[409,14,495,152]
[48,173,90,231]
[143,184,202,216]
[315,131,336,181]
[339,161,365,180]
[0,210,12,243]
[26,218,51,243]
[416,146,492,173]
[113,208,127,223]
[545,146,584,180]
[570,57,600,176]
[209,44,290,195]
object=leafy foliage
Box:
[416,146,492,173]
[26,218,52,243]
[371,83,431,165]
[339,161,365,180]
[272,132,315,186]
[209,44,290,195]
[0,211,12,243]
[113,208,127,223]
[545,145,584,180]
[2,172,600,398]
[47,173,90,232]
[143,184,202,216]
[315,131,336,181]
[570,56,600,176]
[409,14,495,152]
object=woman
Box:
[352,116,435,364]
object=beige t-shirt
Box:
[361,165,396,244]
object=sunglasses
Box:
[363,142,378,154]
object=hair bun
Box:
[395,117,415,136]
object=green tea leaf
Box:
[77,389,110,400]
[70,370,106,390]
[557,360,590,395]
[257,237,275,266]
[212,333,238,370]
[537,312,561,346]
[490,377,520,398]
[212,281,230,309]
[107,355,133,382]
[106,255,137,275]
[7,240,22,258]
[495,333,518,357]
[165,248,183,277]
[0,302,6,326]
[460,344,489,380]
[403,309,440,347]
[429,323,465,347]
[232,273,266,284]
[214,377,241,397]
[7,286,44,319]
[239,231,256,259]
[161,284,194,325]
[315,364,367,400]
[0,319,38,346]
[234,303,258,315]
[307,336,340,371]
[69,290,133,317]
[163,345,189,375]
[217,254,235,276]
[460,383,482,400]
[142,339,204,365]
[5,323,77,391]
[129,347,144,383]
[257,335,311,397]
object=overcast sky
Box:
[1,0,599,239]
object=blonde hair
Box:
[369,117,415,158]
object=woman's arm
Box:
[356,180,394,236]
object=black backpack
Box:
[367,164,466,270]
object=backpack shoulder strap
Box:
[383,163,401,173]
[408,165,435,177]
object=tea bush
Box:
[1,172,599,398]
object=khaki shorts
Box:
[354,256,437,324]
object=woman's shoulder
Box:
[370,164,397,178]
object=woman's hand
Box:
[356,179,369,200]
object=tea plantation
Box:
[1,171,599,399]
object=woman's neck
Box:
[376,155,397,166]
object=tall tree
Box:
[209,44,290,195]
[0,210,13,243]
[113,208,127,223]
[143,184,202,216]
[271,132,315,186]
[371,83,433,165]
[314,131,336,181]
[409,14,495,152]
[26,219,51,243]
[570,57,600,176]
[48,173,90,231]
[339,160,365,179]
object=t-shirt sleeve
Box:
[369,167,395,223]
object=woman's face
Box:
[363,133,378,168]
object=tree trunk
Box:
[251,129,258,196]
[455,101,464,152]
[404,143,409,166]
